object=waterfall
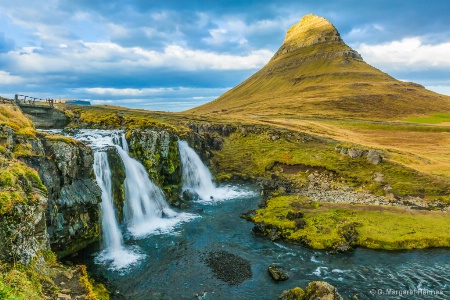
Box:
[114,137,182,238]
[93,150,141,270]
[178,140,248,202]
[94,151,124,252]
[72,130,195,269]
[178,140,216,200]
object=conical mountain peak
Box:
[284,14,341,47]
[273,14,361,60]
[188,14,450,119]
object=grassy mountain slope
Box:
[187,14,450,120]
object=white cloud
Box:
[76,87,229,97]
[79,87,179,96]
[3,42,273,74]
[356,37,450,71]
[0,71,24,84]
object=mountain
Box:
[187,14,450,119]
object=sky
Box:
[1,0,450,112]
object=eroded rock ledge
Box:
[1,126,102,257]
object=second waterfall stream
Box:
[178,140,249,203]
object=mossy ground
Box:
[0,258,109,300]
[253,195,450,250]
[0,157,47,215]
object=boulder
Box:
[211,137,223,150]
[348,148,364,159]
[240,209,256,221]
[268,265,289,281]
[182,189,199,201]
[252,222,266,236]
[268,228,281,241]
[367,149,383,165]
[305,281,343,300]
[373,173,384,183]
[278,287,305,300]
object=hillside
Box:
[187,14,450,120]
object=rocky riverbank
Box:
[0,103,107,299]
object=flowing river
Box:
[68,130,450,300]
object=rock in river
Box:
[204,250,252,285]
[268,265,289,281]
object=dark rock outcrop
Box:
[0,189,49,265]
[19,105,69,129]
[19,134,101,257]
[126,129,182,203]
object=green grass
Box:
[253,195,450,250]
[38,132,81,146]
[0,269,43,300]
[294,117,450,133]
[211,132,450,199]
[0,157,47,215]
[62,105,187,133]
[0,104,35,135]
[405,113,450,124]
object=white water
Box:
[93,151,141,270]
[178,140,253,203]
[74,130,195,241]
[74,130,197,270]
[115,139,194,238]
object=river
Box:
[70,185,449,300]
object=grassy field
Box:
[405,113,450,124]
[252,195,450,250]
[211,131,450,200]
[250,117,450,179]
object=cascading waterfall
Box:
[72,130,195,269]
[93,151,140,269]
[114,137,185,238]
[178,140,250,202]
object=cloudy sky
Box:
[1,1,450,111]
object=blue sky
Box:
[1,0,450,111]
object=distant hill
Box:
[187,14,450,120]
